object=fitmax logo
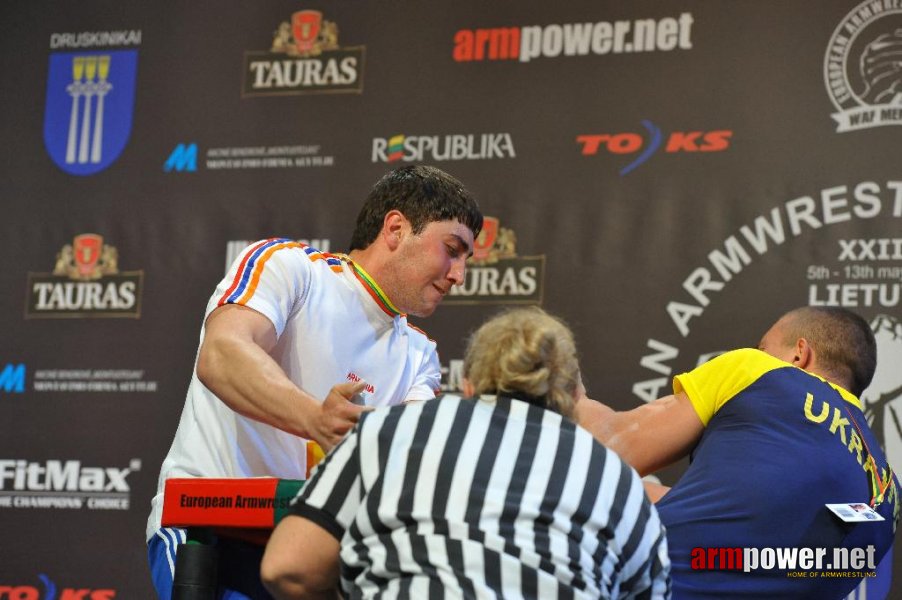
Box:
[164,143,197,172]
[0,364,25,393]
[577,120,732,175]
[0,459,136,492]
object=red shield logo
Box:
[472,216,498,262]
[292,10,322,54]
[73,233,103,277]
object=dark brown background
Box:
[1,1,899,597]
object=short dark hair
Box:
[348,166,483,251]
[781,306,877,396]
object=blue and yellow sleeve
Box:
[673,348,792,426]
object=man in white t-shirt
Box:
[147,165,483,599]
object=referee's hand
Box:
[313,381,373,452]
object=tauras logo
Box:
[444,216,544,305]
[242,10,364,96]
[372,133,516,163]
[824,1,902,132]
[0,459,138,492]
[26,234,143,318]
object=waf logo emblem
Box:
[43,50,138,175]
[825,1,902,131]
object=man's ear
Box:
[382,210,407,250]
[462,378,475,397]
[793,338,813,370]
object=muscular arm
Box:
[642,480,671,503]
[261,515,341,600]
[196,303,369,451]
[575,392,704,476]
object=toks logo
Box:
[577,120,732,175]
[0,574,115,599]
[825,1,902,132]
[443,216,544,305]
[243,10,364,96]
[25,234,143,318]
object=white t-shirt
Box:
[146,239,440,540]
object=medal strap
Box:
[844,405,893,508]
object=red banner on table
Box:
[161,478,304,529]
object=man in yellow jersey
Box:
[578,306,899,598]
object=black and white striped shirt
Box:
[291,394,670,599]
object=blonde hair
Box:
[463,307,580,418]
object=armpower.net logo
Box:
[453,13,694,62]
[692,545,878,578]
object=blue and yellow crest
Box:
[43,50,138,175]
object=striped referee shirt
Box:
[291,394,671,599]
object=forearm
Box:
[262,515,342,600]
[642,480,671,503]
[575,398,643,466]
[197,333,319,438]
[197,304,369,451]
[576,394,700,476]
[264,576,338,600]
[585,414,653,474]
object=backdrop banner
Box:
[1,1,899,597]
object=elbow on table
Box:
[260,554,308,599]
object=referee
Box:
[262,307,671,599]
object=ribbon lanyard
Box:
[844,405,893,509]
